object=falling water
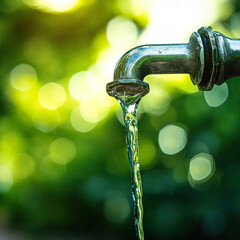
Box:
[116,94,144,240]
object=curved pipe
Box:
[107,27,240,98]
[107,31,204,97]
[114,44,192,81]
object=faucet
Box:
[106,27,240,98]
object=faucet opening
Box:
[106,79,149,98]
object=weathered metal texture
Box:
[197,27,218,90]
[223,37,240,82]
[106,27,240,97]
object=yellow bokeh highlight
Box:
[80,94,110,123]
[117,0,150,19]
[106,16,138,50]
[96,48,121,81]
[49,138,76,165]
[39,82,66,110]
[168,75,198,94]
[142,76,172,115]
[139,139,156,169]
[0,166,13,193]
[32,108,61,132]
[145,74,198,95]
[23,0,79,13]
[0,130,23,166]
[71,107,96,133]
[68,71,99,102]
[9,80,41,119]
[143,0,220,44]
[10,64,37,91]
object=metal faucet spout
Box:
[114,43,192,80]
[106,27,240,98]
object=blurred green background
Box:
[0,0,240,239]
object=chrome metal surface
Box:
[114,44,191,80]
[106,27,240,96]
[224,38,240,81]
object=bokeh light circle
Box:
[79,95,110,123]
[0,166,14,193]
[106,16,138,49]
[158,124,188,155]
[10,64,37,91]
[68,71,99,102]
[204,83,228,107]
[33,109,61,132]
[189,153,215,182]
[39,82,66,110]
[71,107,96,133]
[49,138,76,165]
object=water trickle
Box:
[116,94,144,240]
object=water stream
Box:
[116,94,144,240]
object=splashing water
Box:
[117,94,144,240]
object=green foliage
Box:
[0,0,240,239]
